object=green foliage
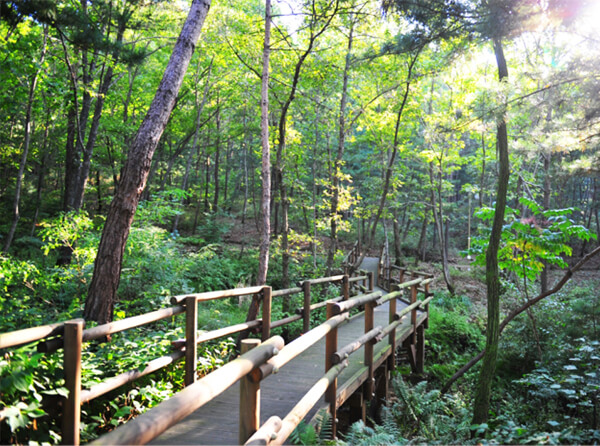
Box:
[134,189,188,228]
[289,411,332,445]
[427,292,485,383]
[466,198,595,282]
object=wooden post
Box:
[411,280,417,345]
[424,282,430,329]
[342,275,349,301]
[416,325,425,374]
[63,319,84,446]
[261,286,272,342]
[239,339,261,444]
[388,285,398,371]
[375,363,389,405]
[348,391,366,424]
[367,271,374,291]
[302,281,311,333]
[364,301,375,401]
[398,268,405,285]
[185,295,198,386]
[325,302,338,439]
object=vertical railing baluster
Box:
[411,273,417,345]
[364,300,375,401]
[63,319,84,446]
[261,286,272,342]
[325,302,338,439]
[388,285,398,372]
[342,275,349,301]
[239,338,261,444]
[302,281,311,333]
[185,295,198,386]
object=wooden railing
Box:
[0,271,370,445]
[92,273,433,445]
[240,274,434,444]
[342,240,361,273]
[378,251,434,292]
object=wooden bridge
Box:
[0,249,434,445]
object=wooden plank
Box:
[63,319,84,446]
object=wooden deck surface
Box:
[152,258,426,445]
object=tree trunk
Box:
[368,51,419,245]
[326,21,353,274]
[429,162,455,294]
[3,26,48,252]
[541,151,551,293]
[472,37,509,426]
[256,0,272,287]
[84,0,212,324]
[213,101,220,210]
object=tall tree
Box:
[257,0,272,286]
[85,0,212,323]
[3,25,48,252]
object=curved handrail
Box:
[91,336,284,445]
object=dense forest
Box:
[1,0,600,444]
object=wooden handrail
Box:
[39,306,187,353]
[294,296,344,315]
[91,336,284,445]
[80,351,185,403]
[0,320,65,350]
[271,287,302,297]
[170,285,267,304]
[307,274,345,285]
[332,326,383,364]
[245,416,282,445]
[172,319,262,350]
[252,313,349,382]
[253,361,349,446]
[331,291,382,315]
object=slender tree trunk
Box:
[85,0,212,324]
[416,212,428,264]
[257,0,272,287]
[173,58,212,233]
[3,26,48,252]
[326,21,353,274]
[213,101,220,210]
[472,37,509,426]
[479,133,486,208]
[541,151,551,293]
[429,162,455,294]
[73,20,127,210]
[368,51,419,245]
[31,107,51,235]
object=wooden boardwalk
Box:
[152,258,426,445]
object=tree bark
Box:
[84,0,212,324]
[472,37,509,426]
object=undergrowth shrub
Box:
[427,292,484,384]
